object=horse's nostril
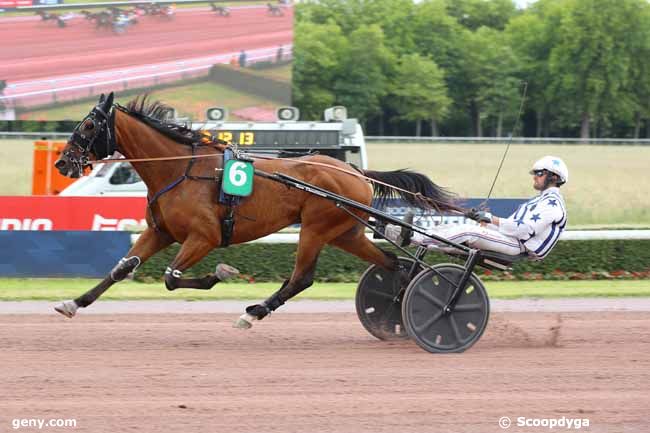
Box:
[54,160,66,169]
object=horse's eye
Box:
[83,121,95,130]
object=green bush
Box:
[134,239,650,282]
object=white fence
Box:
[130,230,650,245]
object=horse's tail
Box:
[362,169,465,213]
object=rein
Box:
[92,150,454,213]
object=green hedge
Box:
[134,239,650,282]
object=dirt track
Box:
[0,6,293,81]
[1,311,649,433]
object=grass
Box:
[0,139,35,195]
[247,63,292,83]
[19,80,284,121]
[367,143,650,227]
[1,279,649,301]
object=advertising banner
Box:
[0,196,147,231]
[0,196,526,232]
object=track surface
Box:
[1,310,649,433]
[0,6,293,81]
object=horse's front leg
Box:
[54,228,173,318]
[163,236,239,291]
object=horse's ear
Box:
[98,93,106,104]
[104,92,114,109]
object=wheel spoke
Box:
[453,303,484,312]
[378,301,396,323]
[448,315,462,343]
[367,288,394,301]
[414,310,444,333]
[418,288,445,309]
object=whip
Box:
[481,81,528,208]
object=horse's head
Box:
[55,92,118,178]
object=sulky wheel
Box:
[402,264,489,353]
[356,257,421,340]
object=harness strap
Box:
[220,207,235,247]
[147,175,186,231]
[147,144,199,231]
[218,147,241,247]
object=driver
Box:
[384,156,569,260]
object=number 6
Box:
[229,161,247,187]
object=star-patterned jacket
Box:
[498,187,567,259]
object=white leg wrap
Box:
[165,267,183,278]
[110,256,141,282]
[216,263,240,281]
[54,300,79,318]
[233,313,256,329]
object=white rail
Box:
[130,230,650,244]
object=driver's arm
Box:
[493,201,564,241]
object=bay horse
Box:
[53,92,463,328]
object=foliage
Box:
[447,0,518,31]
[292,20,347,120]
[134,239,650,283]
[389,53,451,133]
[293,0,650,138]
[334,24,395,123]
[545,0,645,137]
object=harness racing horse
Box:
[53,93,463,328]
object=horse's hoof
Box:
[54,300,78,318]
[233,313,255,329]
[216,263,240,281]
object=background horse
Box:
[53,93,463,327]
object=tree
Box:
[411,1,471,134]
[447,0,517,31]
[390,54,451,136]
[507,2,562,137]
[623,1,650,138]
[294,0,650,138]
[292,21,348,120]
[546,0,644,138]
[473,28,522,137]
[334,25,395,125]
[297,0,415,54]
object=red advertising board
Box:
[0,196,147,231]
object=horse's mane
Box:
[120,95,205,146]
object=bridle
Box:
[64,103,117,174]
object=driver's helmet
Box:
[530,156,569,185]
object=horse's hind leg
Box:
[163,235,239,291]
[54,228,173,318]
[328,227,399,271]
[234,233,324,329]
